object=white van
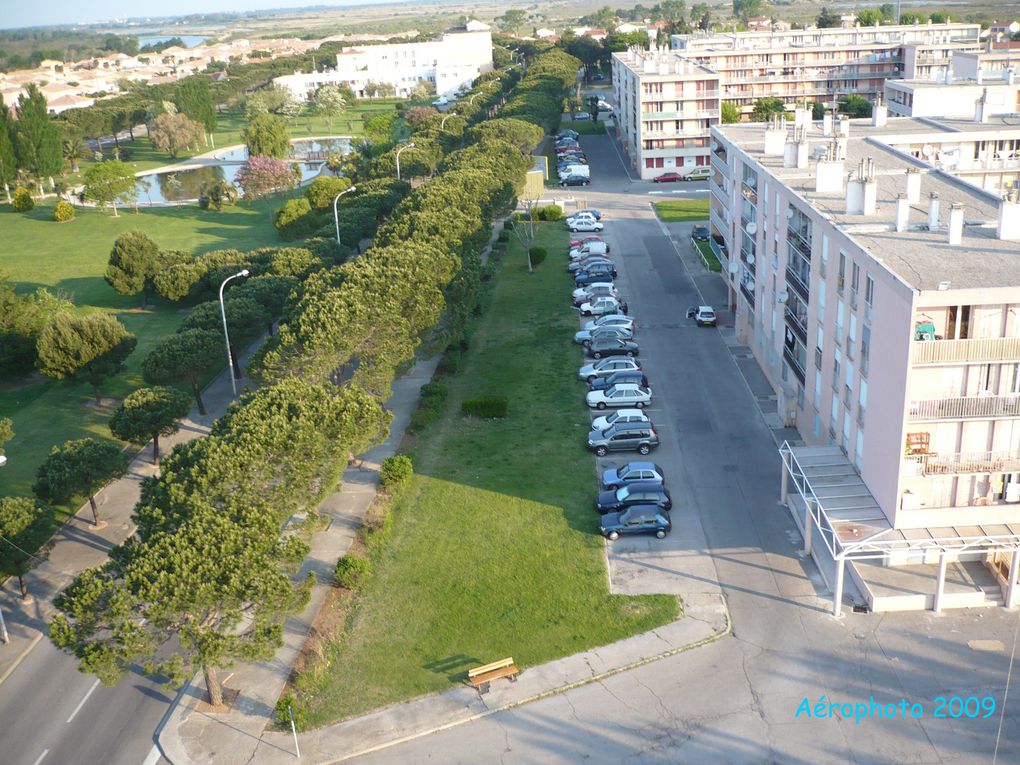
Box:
[559,164,590,179]
[570,241,609,259]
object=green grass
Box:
[560,117,607,135]
[0,199,282,521]
[694,239,722,273]
[294,224,678,725]
[652,199,710,223]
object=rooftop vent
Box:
[905,167,921,204]
[764,115,786,156]
[999,186,1020,241]
[928,191,940,230]
[895,194,910,232]
[845,158,877,215]
[948,203,964,245]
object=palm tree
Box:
[63,136,89,174]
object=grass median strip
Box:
[293,223,678,725]
[652,199,709,223]
[694,239,722,272]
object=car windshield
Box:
[605,411,620,425]
[616,485,631,501]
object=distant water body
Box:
[137,35,209,49]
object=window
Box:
[861,325,870,377]
[833,347,841,388]
[850,263,860,308]
[864,274,874,322]
[858,379,867,426]
[645,158,655,169]
[848,314,857,359]
[854,430,864,468]
[836,301,845,346]
[837,251,846,293]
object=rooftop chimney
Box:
[999,188,1020,241]
[764,115,786,156]
[793,105,808,131]
[835,136,849,161]
[838,116,851,137]
[1007,68,1017,86]
[872,100,888,128]
[975,87,989,123]
[845,158,877,215]
[905,168,921,203]
[928,192,940,230]
[948,203,964,245]
[977,69,984,84]
[822,111,834,136]
[895,194,910,232]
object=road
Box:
[0,633,172,765]
[348,133,1020,763]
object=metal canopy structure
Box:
[778,442,1020,616]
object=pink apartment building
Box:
[710,110,1020,616]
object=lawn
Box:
[560,117,608,135]
[694,239,723,272]
[652,199,710,223]
[294,223,678,725]
[0,199,282,527]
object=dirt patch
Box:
[84,397,120,411]
[196,686,241,714]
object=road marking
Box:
[66,678,100,724]
[33,750,49,765]
[142,744,163,765]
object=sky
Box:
[3,1,398,30]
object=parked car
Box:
[576,208,603,220]
[601,461,666,490]
[599,505,672,540]
[593,73,606,81]
[687,305,717,326]
[574,111,592,121]
[583,314,633,333]
[575,268,618,287]
[595,482,672,514]
[566,211,598,223]
[579,296,626,317]
[566,218,603,232]
[683,167,711,181]
[568,256,612,273]
[589,369,648,392]
[561,175,592,188]
[585,383,652,409]
[691,225,710,241]
[588,337,639,360]
[557,129,579,139]
[573,289,618,308]
[574,324,631,346]
[573,281,616,301]
[578,356,641,382]
[570,235,604,249]
[653,171,684,183]
[596,100,613,113]
[591,408,650,432]
[587,422,660,457]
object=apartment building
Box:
[886,75,1020,121]
[611,49,720,179]
[710,111,1020,615]
[274,21,492,101]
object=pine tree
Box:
[0,95,17,197]
[14,84,62,178]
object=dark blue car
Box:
[599,505,671,540]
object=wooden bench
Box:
[467,657,518,694]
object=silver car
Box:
[578,356,642,382]
[574,325,633,347]
[584,314,634,332]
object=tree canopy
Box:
[242,113,290,159]
[0,496,44,598]
[83,160,137,216]
[142,329,223,415]
[33,438,123,525]
[36,313,137,402]
[110,386,192,463]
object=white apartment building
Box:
[611,49,720,179]
[885,75,1020,122]
[611,24,982,181]
[710,111,1020,615]
[273,21,492,101]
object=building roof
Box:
[715,116,1020,292]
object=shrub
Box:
[379,454,413,490]
[497,230,509,243]
[528,246,547,267]
[335,554,369,589]
[409,406,440,433]
[535,205,563,221]
[305,175,352,210]
[53,200,75,222]
[12,187,33,212]
[462,395,509,418]
[275,693,310,731]
[273,198,314,239]
[503,219,514,230]
[439,345,463,375]
[420,381,448,407]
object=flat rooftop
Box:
[612,50,720,79]
[715,116,1020,292]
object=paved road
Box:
[348,134,1020,764]
[0,635,171,765]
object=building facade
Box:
[274,22,492,101]
[710,112,1020,612]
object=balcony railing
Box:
[903,450,1020,476]
[709,238,728,264]
[710,205,729,233]
[912,336,1020,365]
[785,307,808,343]
[908,395,1020,421]
[739,282,756,308]
[711,151,729,176]
[783,345,806,384]
[710,180,728,207]
[785,266,810,301]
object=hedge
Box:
[53,200,76,222]
[461,395,509,418]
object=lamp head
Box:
[239,269,250,277]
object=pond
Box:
[133,162,329,205]
[132,137,353,205]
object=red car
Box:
[653,171,684,183]
[570,235,605,249]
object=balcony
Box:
[710,179,728,207]
[908,395,1020,421]
[710,238,728,265]
[783,345,806,384]
[785,307,808,343]
[785,265,810,302]
[740,282,756,308]
[903,451,1020,477]
[912,336,1020,365]
[787,227,811,259]
[710,205,729,233]
[711,151,729,176]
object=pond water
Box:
[133,137,353,205]
[137,35,209,48]
[133,162,328,205]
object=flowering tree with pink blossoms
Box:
[235,156,300,214]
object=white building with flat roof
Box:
[885,75,1020,121]
[274,22,492,101]
[710,110,1020,614]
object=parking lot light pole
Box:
[395,142,415,181]
[219,269,250,398]
[332,185,357,245]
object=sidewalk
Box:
[0,338,267,686]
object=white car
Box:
[687,305,717,326]
[584,314,634,332]
[573,283,617,302]
[578,356,642,382]
[579,296,624,316]
[568,219,604,233]
[566,212,598,225]
[586,383,652,410]
[591,408,649,431]
[597,100,613,112]
[574,325,633,346]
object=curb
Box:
[0,631,43,686]
[316,597,732,765]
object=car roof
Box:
[608,408,645,416]
[622,461,660,472]
[619,505,667,519]
[699,305,715,312]
[619,481,666,492]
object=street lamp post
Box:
[219,269,250,398]
[395,142,416,181]
[332,185,357,245]
[0,452,7,643]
